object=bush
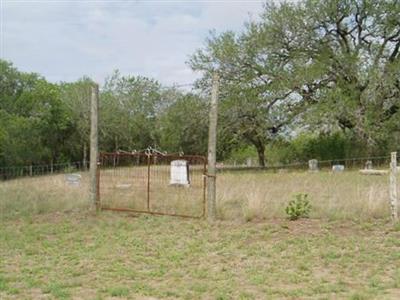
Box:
[285,193,311,220]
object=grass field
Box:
[1,169,399,299]
[1,212,400,299]
[217,170,392,221]
[0,168,394,221]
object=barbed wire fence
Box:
[0,153,398,221]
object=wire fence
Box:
[0,154,398,221]
[216,155,398,221]
[0,155,394,180]
[0,161,90,219]
[0,161,89,180]
[219,155,392,172]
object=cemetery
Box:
[1,0,399,299]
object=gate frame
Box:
[97,152,207,219]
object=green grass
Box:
[1,212,400,299]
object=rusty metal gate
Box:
[98,152,207,218]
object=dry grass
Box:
[99,165,205,217]
[0,168,396,221]
[0,172,90,219]
[217,170,393,221]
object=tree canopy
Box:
[189,0,400,165]
[0,0,399,169]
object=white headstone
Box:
[65,173,81,186]
[308,159,319,172]
[365,160,373,170]
[246,158,252,167]
[170,160,189,186]
[332,165,345,172]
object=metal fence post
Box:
[90,83,99,211]
[206,72,220,222]
[390,152,398,222]
[147,153,151,211]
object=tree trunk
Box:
[245,134,266,167]
[255,143,266,167]
[113,136,119,168]
[115,136,119,152]
[83,143,87,171]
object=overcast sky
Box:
[1,0,264,86]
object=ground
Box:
[1,212,400,299]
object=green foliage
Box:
[0,63,210,168]
[263,132,368,165]
[0,60,74,166]
[285,193,312,220]
[157,93,208,155]
[1,0,400,168]
[190,0,400,165]
[225,145,257,164]
[100,70,163,152]
[60,77,93,161]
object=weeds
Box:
[285,193,311,220]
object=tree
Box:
[100,70,163,152]
[189,0,400,165]
[189,8,320,166]
[157,93,209,155]
[0,60,73,166]
[60,78,93,166]
[266,0,400,154]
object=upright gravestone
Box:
[246,158,252,167]
[332,165,345,172]
[365,160,373,170]
[308,159,319,172]
[65,173,82,186]
[170,160,190,186]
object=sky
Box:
[0,0,265,86]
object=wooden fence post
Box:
[390,152,398,222]
[90,83,100,211]
[207,72,220,222]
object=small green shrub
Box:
[285,193,311,220]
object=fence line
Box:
[0,155,394,180]
[1,153,398,221]
[219,155,392,172]
[0,161,89,180]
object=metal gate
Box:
[98,152,206,218]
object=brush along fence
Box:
[98,152,207,218]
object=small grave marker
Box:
[170,160,190,186]
[246,158,253,167]
[365,160,373,170]
[65,173,82,186]
[308,159,319,172]
[332,165,345,172]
